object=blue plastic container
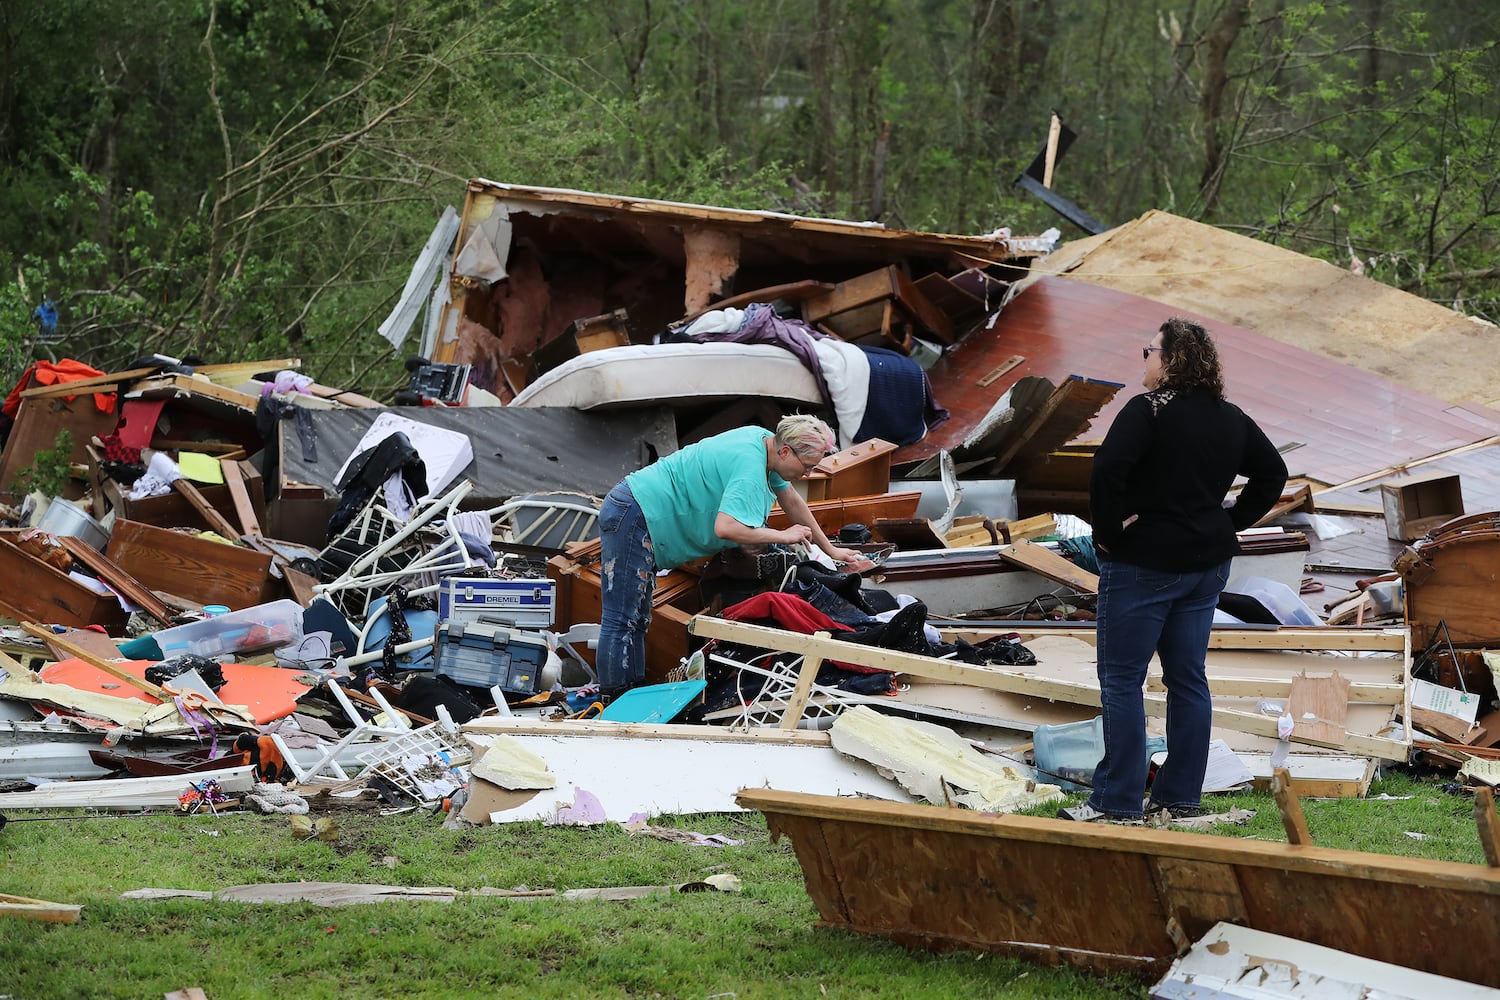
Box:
[1033,716,1105,792]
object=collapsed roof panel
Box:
[899,276,1500,508]
[1034,209,1500,410]
[433,180,1049,398]
[275,405,677,505]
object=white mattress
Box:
[510,342,824,410]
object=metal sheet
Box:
[276,405,677,505]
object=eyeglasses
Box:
[783,446,825,474]
[1142,346,1164,361]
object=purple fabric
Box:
[688,303,834,408]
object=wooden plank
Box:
[781,637,827,730]
[996,539,1098,593]
[1146,672,1403,704]
[0,892,82,924]
[17,359,300,399]
[1287,671,1352,747]
[767,491,922,536]
[465,716,833,745]
[125,374,260,411]
[56,536,176,626]
[171,480,241,539]
[105,519,273,610]
[220,459,263,536]
[946,624,1410,652]
[690,617,1409,758]
[18,620,170,699]
[740,788,1500,987]
[1271,767,1314,846]
[1477,787,1500,868]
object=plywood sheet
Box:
[1036,209,1500,410]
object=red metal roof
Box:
[903,277,1500,500]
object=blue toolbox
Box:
[432,621,549,695]
[438,577,555,628]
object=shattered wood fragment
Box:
[1271,767,1314,846]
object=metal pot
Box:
[36,498,110,551]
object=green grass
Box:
[0,771,1479,999]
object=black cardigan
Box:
[1089,386,1288,572]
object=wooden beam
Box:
[465,716,833,745]
[1271,767,1313,846]
[1146,672,1403,704]
[997,539,1098,594]
[944,624,1410,652]
[690,617,1408,758]
[782,636,827,730]
[1477,786,1500,868]
[219,459,263,536]
[20,620,168,700]
[0,892,82,924]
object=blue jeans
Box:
[1087,558,1230,818]
[596,481,656,691]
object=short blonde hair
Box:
[775,414,835,460]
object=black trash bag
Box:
[145,655,227,692]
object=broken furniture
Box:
[1396,510,1500,649]
[741,787,1500,988]
[1382,471,1464,541]
[803,265,954,351]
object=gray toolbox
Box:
[432,620,548,695]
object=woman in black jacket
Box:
[1061,318,1288,823]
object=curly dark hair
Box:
[1158,317,1224,398]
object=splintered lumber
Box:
[688,616,1410,759]
[1477,787,1500,868]
[1271,767,1314,846]
[0,892,82,923]
[740,788,1500,987]
[996,538,1098,593]
[20,620,169,700]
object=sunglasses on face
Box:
[1142,346,1164,361]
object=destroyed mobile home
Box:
[4,180,1500,987]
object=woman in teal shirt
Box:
[596,415,871,699]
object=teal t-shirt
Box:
[626,426,790,570]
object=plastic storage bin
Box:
[152,599,304,660]
[1033,716,1105,792]
[1225,575,1320,627]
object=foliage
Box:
[13,428,75,499]
[0,0,1496,390]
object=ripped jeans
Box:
[596,480,656,691]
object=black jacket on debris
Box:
[1089,386,1288,573]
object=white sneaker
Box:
[1058,802,1142,825]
